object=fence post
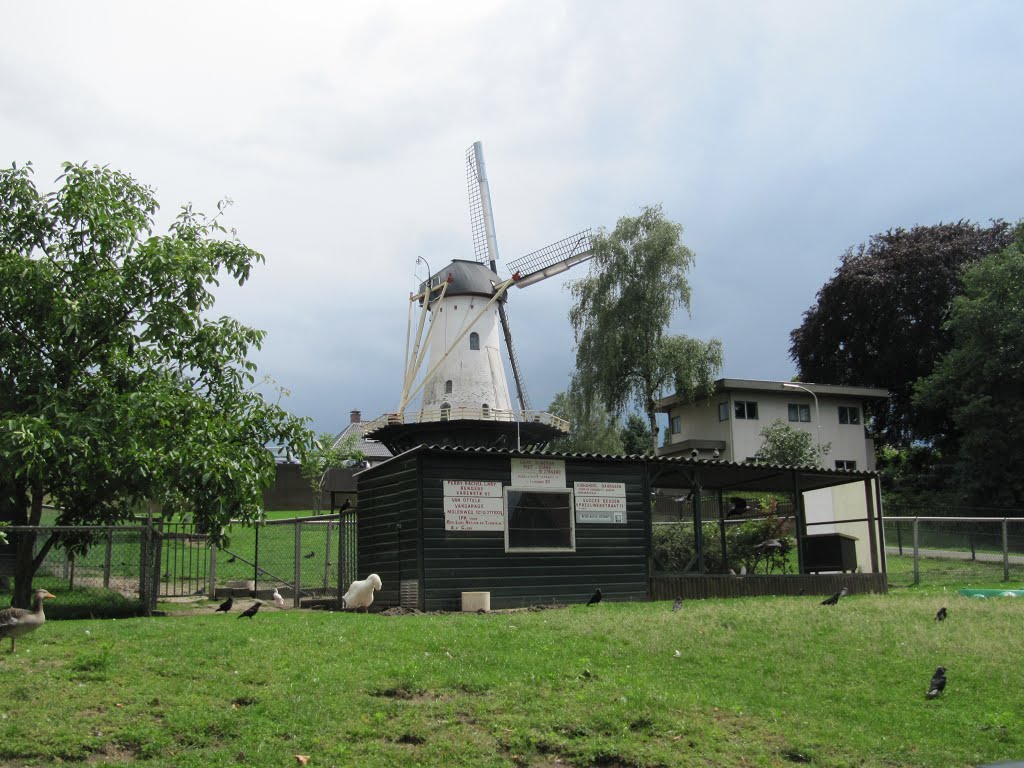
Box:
[324,521,332,591]
[1003,519,1009,583]
[293,519,302,608]
[208,544,217,599]
[912,517,920,586]
[104,530,113,589]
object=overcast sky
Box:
[3,1,1022,436]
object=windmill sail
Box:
[466,142,498,265]
[507,229,595,288]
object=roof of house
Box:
[658,378,890,411]
[334,420,394,460]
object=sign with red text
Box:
[573,481,626,524]
[510,457,566,488]
[443,480,505,531]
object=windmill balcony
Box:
[364,408,569,432]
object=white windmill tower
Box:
[365,142,595,452]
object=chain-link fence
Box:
[884,516,1024,587]
[2,512,359,616]
[1,525,159,618]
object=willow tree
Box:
[0,162,313,607]
[568,205,723,452]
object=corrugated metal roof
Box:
[358,443,875,493]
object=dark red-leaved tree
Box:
[790,220,1013,449]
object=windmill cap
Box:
[420,260,506,302]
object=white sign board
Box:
[510,458,566,488]
[443,480,505,531]
[573,481,627,524]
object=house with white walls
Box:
[657,379,890,573]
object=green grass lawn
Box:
[1,591,1021,767]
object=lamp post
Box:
[782,382,822,467]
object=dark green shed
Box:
[356,445,652,611]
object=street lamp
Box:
[782,382,822,466]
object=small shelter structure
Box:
[355,444,886,610]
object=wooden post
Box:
[791,471,805,575]
[864,478,879,573]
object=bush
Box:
[653,515,794,574]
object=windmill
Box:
[364,142,595,453]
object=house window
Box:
[734,401,758,420]
[482,403,490,418]
[440,402,451,421]
[444,380,453,394]
[718,402,729,421]
[835,459,857,471]
[838,406,860,425]
[504,488,575,551]
[670,415,681,434]
[469,332,480,350]
[788,404,811,423]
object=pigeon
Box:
[672,596,683,612]
[821,586,849,606]
[238,602,262,619]
[342,573,382,611]
[303,551,316,559]
[272,588,286,609]
[586,588,602,606]
[0,589,55,653]
[935,606,947,621]
[926,666,946,698]
[215,596,234,613]
[726,497,748,518]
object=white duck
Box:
[342,574,382,612]
[0,589,56,652]
[272,588,286,609]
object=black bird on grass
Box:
[935,606,948,621]
[238,602,262,619]
[226,555,237,564]
[304,551,316,559]
[820,586,848,606]
[215,596,233,613]
[586,588,602,606]
[926,666,946,699]
[672,596,683,612]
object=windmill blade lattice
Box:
[506,229,595,282]
[466,145,491,264]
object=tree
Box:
[568,205,724,452]
[545,388,624,455]
[300,432,363,514]
[0,162,312,606]
[790,221,1013,449]
[913,224,1024,507]
[753,419,829,467]
[620,413,654,455]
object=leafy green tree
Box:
[0,162,312,606]
[568,205,723,452]
[545,388,624,455]
[300,432,363,514]
[753,419,829,467]
[790,221,1013,449]
[620,413,654,455]
[914,225,1024,507]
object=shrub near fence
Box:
[884,516,1024,587]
